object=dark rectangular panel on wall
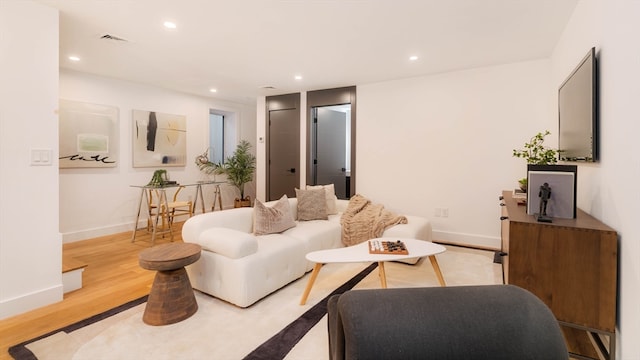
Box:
[267,93,299,111]
[307,86,354,107]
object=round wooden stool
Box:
[139,243,202,326]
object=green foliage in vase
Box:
[518,177,528,191]
[512,130,558,165]
[197,140,256,200]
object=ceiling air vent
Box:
[260,85,277,90]
[100,34,128,42]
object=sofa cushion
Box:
[284,219,343,253]
[295,187,328,221]
[253,195,296,235]
[306,184,338,215]
[198,227,258,259]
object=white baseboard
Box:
[62,210,235,243]
[0,285,63,320]
[62,222,138,243]
[432,230,500,250]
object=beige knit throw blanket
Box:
[340,194,408,246]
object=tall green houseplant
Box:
[197,140,256,203]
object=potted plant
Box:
[196,140,256,207]
[512,130,558,192]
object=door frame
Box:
[306,86,356,198]
[265,93,300,201]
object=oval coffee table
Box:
[139,242,202,325]
[300,238,446,305]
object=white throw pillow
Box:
[306,184,338,215]
[253,194,296,235]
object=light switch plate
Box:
[31,149,53,166]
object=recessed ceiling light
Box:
[209,88,217,93]
[68,56,80,61]
[409,55,419,61]
[294,75,303,80]
[163,21,177,29]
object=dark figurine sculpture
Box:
[539,182,551,215]
[537,182,552,223]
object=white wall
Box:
[0,0,62,319]
[551,1,640,358]
[59,70,257,242]
[258,61,552,250]
[356,60,553,248]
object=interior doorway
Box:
[266,93,300,201]
[310,105,350,199]
[306,87,356,199]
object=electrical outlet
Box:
[441,208,449,218]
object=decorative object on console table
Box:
[526,164,577,219]
[512,188,527,205]
[498,190,617,360]
[147,169,173,187]
[195,148,216,176]
[535,182,553,222]
[518,178,528,192]
[512,130,558,197]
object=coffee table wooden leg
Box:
[300,263,323,305]
[428,255,446,286]
[378,261,387,288]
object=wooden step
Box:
[62,256,88,293]
[62,257,87,273]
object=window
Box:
[209,109,237,163]
[209,113,224,164]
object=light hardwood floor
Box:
[0,223,185,360]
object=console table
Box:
[131,181,225,245]
[499,191,617,360]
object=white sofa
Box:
[182,197,432,307]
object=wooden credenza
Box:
[499,191,617,360]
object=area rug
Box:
[10,245,502,360]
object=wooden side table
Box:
[139,243,202,326]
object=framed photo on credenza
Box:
[526,164,577,219]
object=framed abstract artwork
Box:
[59,99,119,168]
[132,110,187,167]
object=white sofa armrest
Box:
[196,227,258,259]
[182,207,254,244]
[336,199,349,214]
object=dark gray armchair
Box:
[328,285,568,360]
